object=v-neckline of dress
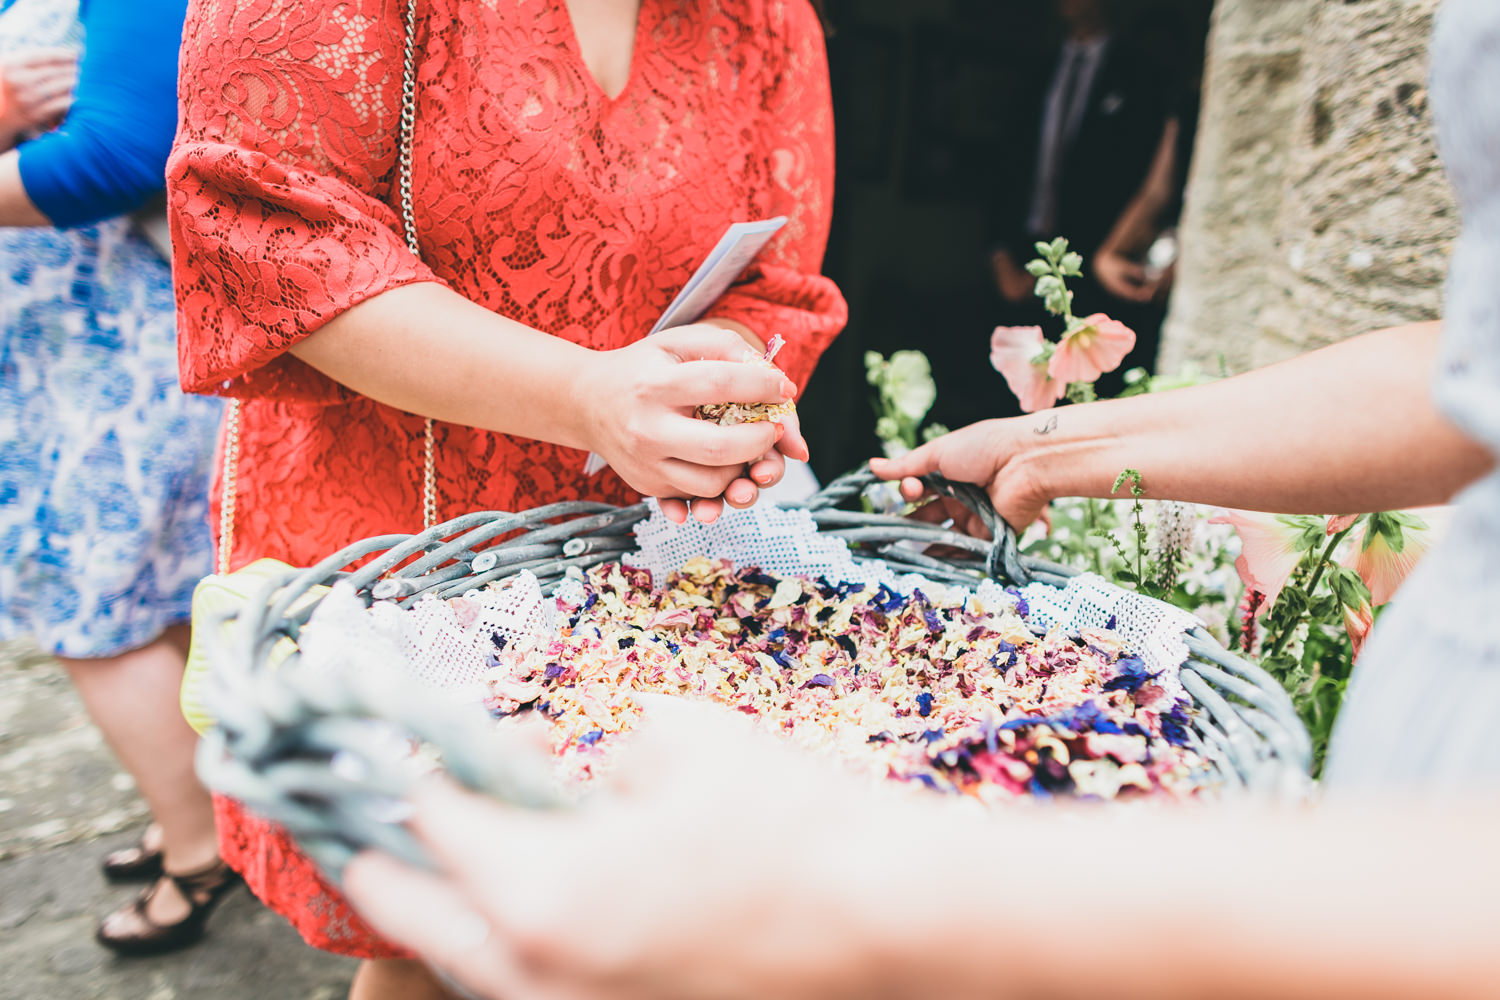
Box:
[558,0,651,106]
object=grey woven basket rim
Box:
[194,469,1313,884]
[203,468,1311,785]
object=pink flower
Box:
[1325,514,1359,535]
[990,326,1065,413]
[1047,313,1136,385]
[1341,507,1450,607]
[1209,509,1314,610]
[1342,596,1375,657]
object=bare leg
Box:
[61,624,218,927]
[349,958,461,1000]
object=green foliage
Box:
[1030,486,1420,777]
[1257,621,1356,775]
[1108,469,1150,591]
[1027,238,1082,320]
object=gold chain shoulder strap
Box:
[398,0,440,532]
[217,0,437,575]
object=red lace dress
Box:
[169,0,845,957]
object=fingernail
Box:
[754,470,773,485]
[774,423,786,442]
[780,379,796,399]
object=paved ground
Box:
[0,641,357,1000]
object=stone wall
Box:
[1161,0,1457,373]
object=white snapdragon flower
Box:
[883,350,937,422]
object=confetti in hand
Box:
[695,335,797,426]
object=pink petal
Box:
[990,326,1064,413]
[1325,514,1359,535]
[1343,598,1374,657]
[990,325,1043,370]
[1342,507,1450,607]
[648,608,697,628]
[1209,509,1307,610]
[1047,313,1136,384]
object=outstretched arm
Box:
[343,708,1500,1000]
[873,321,1493,530]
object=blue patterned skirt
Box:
[0,220,222,658]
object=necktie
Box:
[1030,46,1086,236]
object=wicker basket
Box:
[194,469,1311,880]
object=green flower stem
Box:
[1128,476,1146,586]
[1083,499,1103,576]
[1266,525,1354,660]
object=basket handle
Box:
[806,468,1032,587]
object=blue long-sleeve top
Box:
[10,0,186,228]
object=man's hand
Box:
[990,248,1037,304]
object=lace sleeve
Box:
[703,0,847,392]
[167,0,441,400]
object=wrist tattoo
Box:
[1033,415,1059,436]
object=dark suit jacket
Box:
[992,33,1174,263]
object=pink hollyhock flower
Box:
[1342,507,1450,607]
[990,326,1065,413]
[1342,596,1375,657]
[1047,313,1136,384]
[1209,509,1314,610]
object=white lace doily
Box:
[298,505,1200,698]
[299,572,554,696]
[1009,573,1195,701]
[627,501,963,599]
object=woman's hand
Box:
[344,704,909,1000]
[731,407,810,507]
[573,324,803,524]
[870,418,1054,536]
[0,48,78,147]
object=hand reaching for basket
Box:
[871,323,1494,538]
[870,418,1053,536]
[574,324,809,525]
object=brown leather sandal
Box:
[95,859,241,957]
[101,832,164,884]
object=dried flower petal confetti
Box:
[695,335,797,426]
[476,558,1205,800]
